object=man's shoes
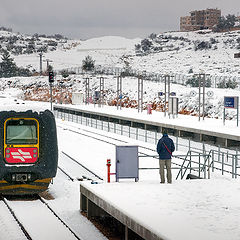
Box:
[160,182,165,184]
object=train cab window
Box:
[6,119,38,144]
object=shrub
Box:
[210,38,218,44]
[188,68,193,74]
[61,70,69,78]
[149,33,157,40]
[217,78,238,89]
[186,75,211,87]
[0,50,33,77]
[141,38,153,52]
[82,55,95,72]
[194,41,211,51]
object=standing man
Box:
[157,130,175,183]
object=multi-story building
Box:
[180,16,192,31]
[204,9,221,28]
[180,8,221,31]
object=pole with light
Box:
[48,71,54,111]
[39,52,43,75]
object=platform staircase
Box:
[175,148,240,180]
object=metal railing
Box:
[175,149,240,179]
[175,150,212,180]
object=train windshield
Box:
[6,119,38,144]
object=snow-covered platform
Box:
[54,104,240,147]
[80,179,240,240]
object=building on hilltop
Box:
[180,16,192,31]
[180,8,221,31]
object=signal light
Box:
[49,71,54,83]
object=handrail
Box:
[201,149,212,172]
[176,150,190,180]
[175,150,212,180]
[181,160,192,179]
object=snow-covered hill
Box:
[133,30,240,77]
[0,29,74,55]
[1,28,240,78]
[10,35,139,73]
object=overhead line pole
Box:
[39,52,43,75]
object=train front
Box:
[0,110,58,195]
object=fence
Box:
[58,65,240,90]
[54,108,240,179]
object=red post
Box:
[106,159,111,183]
[147,104,152,114]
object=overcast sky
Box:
[0,0,239,39]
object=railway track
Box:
[57,123,156,155]
[0,195,82,240]
[0,196,30,240]
[58,151,103,183]
[57,123,185,169]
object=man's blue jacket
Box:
[157,134,175,160]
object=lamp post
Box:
[59,80,64,104]
[117,75,122,110]
[39,52,43,75]
[191,73,213,121]
[138,75,143,113]
[85,77,90,105]
[164,74,171,117]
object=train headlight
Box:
[6,154,10,158]
[33,149,37,153]
[6,149,10,153]
[33,154,37,158]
